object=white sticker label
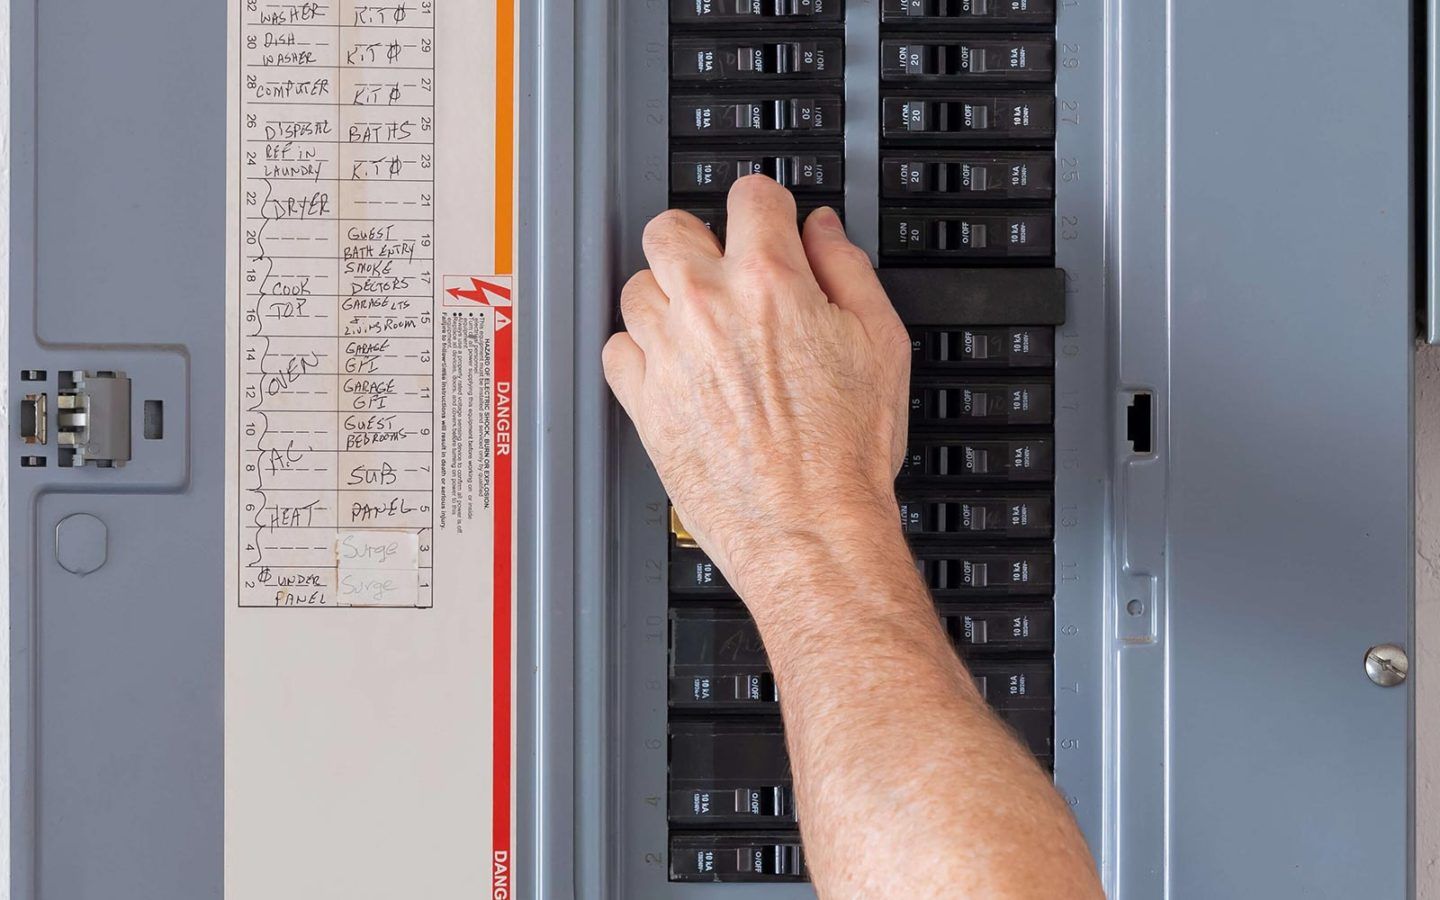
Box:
[336,530,420,571]
[225,1,518,896]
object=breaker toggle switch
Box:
[680,202,833,243]
[672,672,779,706]
[671,785,793,820]
[881,0,1056,22]
[899,495,1053,538]
[919,549,1055,596]
[882,210,1055,258]
[672,38,840,81]
[670,834,808,882]
[671,96,842,136]
[884,94,1055,140]
[910,378,1055,427]
[883,38,1055,82]
[671,0,840,20]
[883,153,1055,200]
[911,326,1056,368]
[902,438,1055,482]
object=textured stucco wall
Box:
[1420,344,1440,896]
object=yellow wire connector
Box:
[670,508,698,548]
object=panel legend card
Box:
[225,1,518,897]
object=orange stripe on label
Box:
[495,0,515,275]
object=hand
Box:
[602,176,912,602]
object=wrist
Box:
[722,495,919,627]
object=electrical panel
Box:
[6,1,1418,898]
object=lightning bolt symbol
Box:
[446,277,512,306]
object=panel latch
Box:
[56,370,132,468]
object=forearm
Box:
[741,510,1102,899]
[605,179,1102,898]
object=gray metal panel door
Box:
[9,1,225,897]
[1157,2,1413,896]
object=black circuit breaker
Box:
[663,0,1059,883]
[883,153,1057,200]
[880,0,1056,24]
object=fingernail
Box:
[812,206,844,233]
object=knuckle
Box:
[668,265,716,303]
[735,247,797,285]
[827,242,873,275]
[868,313,911,359]
[839,242,874,269]
[886,318,912,355]
[643,209,696,250]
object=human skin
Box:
[603,175,1104,900]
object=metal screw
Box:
[1365,644,1409,687]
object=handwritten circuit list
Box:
[238,1,436,608]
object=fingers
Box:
[619,269,669,349]
[643,208,723,266]
[643,209,723,301]
[602,331,646,419]
[723,175,811,277]
[802,207,895,326]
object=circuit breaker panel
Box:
[6,0,1417,898]
[662,2,1064,882]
